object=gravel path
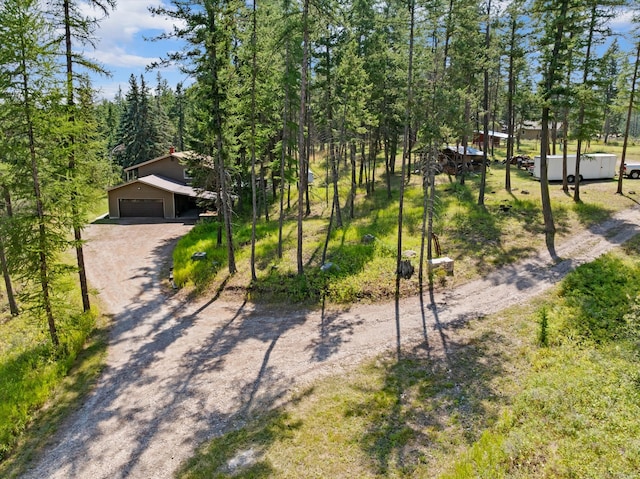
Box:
[22,207,640,479]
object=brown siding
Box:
[108,182,175,218]
[137,156,188,183]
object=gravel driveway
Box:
[21,207,640,478]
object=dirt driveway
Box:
[21,208,640,479]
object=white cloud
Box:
[94,80,129,100]
[78,0,186,72]
[82,1,176,45]
[75,0,188,92]
[89,46,157,68]
[610,8,635,29]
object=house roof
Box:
[521,121,563,130]
[123,151,208,172]
[474,130,510,139]
[108,174,217,200]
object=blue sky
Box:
[81,1,190,100]
[83,1,636,101]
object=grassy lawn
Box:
[176,236,640,479]
[173,139,640,304]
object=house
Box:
[519,121,563,141]
[473,130,510,148]
[107,149,216,219]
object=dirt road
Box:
[21,208,640,478]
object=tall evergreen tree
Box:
[171,82,187,151]
[0,0,67,346]
[478,0,493,206]
[616,40,640,195]
[51,0,115,312]
[534,0,580,256]
[502,0,527,191]
[151,0,239,274]
[572,0,619,202]
[250,0,258,281]
[297,0,310,276]
[599,40,624,143]
[115,74,171,168]
[396,0,415,287]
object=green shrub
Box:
[559,255,640,342]
[538,307,549,347]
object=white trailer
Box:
[532,153,617,182]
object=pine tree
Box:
[533,0,581,257]
[153,72,177,150]
[151,0,239,274]
[50,0,116,312]
[599,40,624,143]
[115,74,172,169]
[250,0,258,281]
[171,82,186,151]
[572,0,620,202]
[616,40,640,195]
[114,74,141,168]
[502,0,527,192]
[297,0,310,276]
[478,0,493,206]
[0,0,67,346]
[396,0,416,287]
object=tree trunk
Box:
[460,100,471,186]
[64,0,91,312]
[617,42,640,195]
[478,0,491,206]
[325,39,342,229]
[505,13,517,192]
[369,134,378,192]
[261,164,269,222]
[297,0,310,275]
[538,0,570,259]
[561,32,575,193]
[249,0,258,281]
[208,6,236,274]
[0,240,17,316]
[397,0,415,287]
[1,186,19,316]
[350,141,357,218]
[573,4,598,203]
[277,43,291,259]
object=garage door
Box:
[119,199,164,217]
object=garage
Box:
[108,174,217,220]
[119,198,164,218]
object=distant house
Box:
[107,149,216,219]
[519,122,563,141]
[473,130,510,148]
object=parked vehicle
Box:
[531,153,617,182]
[623,162,640,179]
[504,155,534,169]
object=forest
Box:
[0,0,639,345]
[2,0,640,473]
